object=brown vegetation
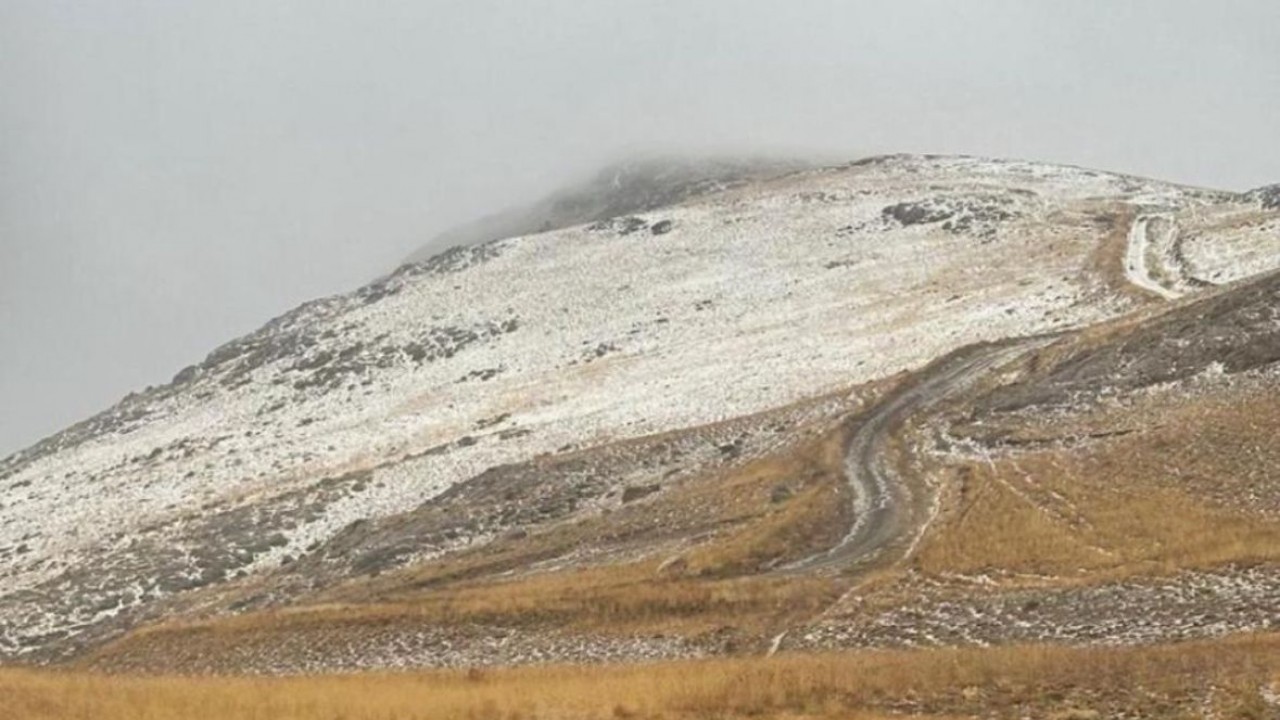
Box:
[80,429,855,671]
[918,370,1280,581]
[11,634,1280,719]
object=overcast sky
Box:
[2,1,1278,456]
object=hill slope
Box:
[2,154,1278,678]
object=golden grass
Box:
[916,459,1280,579]
[1082,203,1154,305]
[331,429,851,601]
[917,384,1280,579]
[12,634,1280,719]
[133,571,841,638]
[84,559,844,674]
[680,433,850,577]
[83,430,852,671]
[913,464,1110,576]
[306,433,851,635]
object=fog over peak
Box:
[2,1,1279,456]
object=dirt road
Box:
[783,338,1048,574]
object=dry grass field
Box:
[8,634,1280,720]
[915,353,1280,582]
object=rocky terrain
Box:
[2,154,1279,702]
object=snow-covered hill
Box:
[1,154,1273,660]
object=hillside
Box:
[4,153,1280,716]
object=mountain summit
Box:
[403,155,810,264]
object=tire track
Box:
[781,338,1050,575]
[1124,212,1188,300]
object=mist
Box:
[2,0,1278,456]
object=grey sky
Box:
[2,1,1278,456]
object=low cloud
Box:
[2,0,1278,454]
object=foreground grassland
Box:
[7,635,1280,719]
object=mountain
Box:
[3,154,1279,707]
[402,156,812,264]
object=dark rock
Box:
[716,440,743,458]
[590,342,619,360]
[475,413,512,430]
[1245,184,1280,210]
[621,484,661,504]
[882,195,1017,239]
[883,201,953,226]
[172,365,200,385]
[399,241,507,278]
[591,216,650,236]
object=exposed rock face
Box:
[1245,183,1280,209]
[978,268,1280,413]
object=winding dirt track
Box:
[786,210,1210,577]
[1123,210,1214,300]
[783,338,1049,575]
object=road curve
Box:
[781,338,1049,574]
[786,210,1201,578]
[1124,213,1185,300]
